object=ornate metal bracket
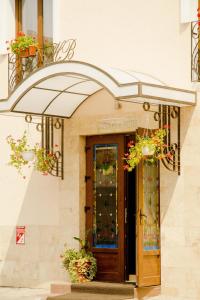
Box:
[8,39,76,93]
[25,115,64,179]
[191,21,200,81]
[143,103,181,175]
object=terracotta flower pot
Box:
[29,45,37,56]
[19,48,29,58]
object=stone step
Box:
[71,281,135,296]
[49,282,161,300]
[47,291,133,300]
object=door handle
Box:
[139,209,147,224]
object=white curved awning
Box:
[0,61,196,118]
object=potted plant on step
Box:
[7,31,38,57]
[123,128,173,171]
[60,236,97,283]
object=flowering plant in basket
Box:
[7,31,38,56]
[34,144,56,175]
[60,236,97,283]
[6,132,56,177]
[123,128,173,171]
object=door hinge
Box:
[85,175,91,182]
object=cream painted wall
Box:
[0,56,8,98]
[0,0,15,54]
[56,0,192,89]
[0,114,69,287]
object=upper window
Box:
[22,0,38,37]
[15,0,53,47]
[43,0,53,44]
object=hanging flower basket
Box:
[123,128,173,171]
[6,132,56,177]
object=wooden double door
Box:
[85,133,161,286]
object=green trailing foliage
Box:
[124,128,173,171]
[6,133,29,173]
[6,131,56,177]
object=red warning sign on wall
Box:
[16,226,25,244]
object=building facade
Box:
[0,0,200,299]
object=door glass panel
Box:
[93,144,118,249]
[143,161,160,251]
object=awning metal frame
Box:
[1,60,196,118]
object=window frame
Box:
[15,0,44,48]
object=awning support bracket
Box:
[143,102,181,175]
[41,116,64,179]
[25,115,64,179]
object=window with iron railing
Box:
[9,0,57,92]
[15,0,53,50]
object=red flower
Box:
[17,31,25,37]
[124,153,129,158]
[163,124,170,129]
[123,164,129,170]
[166,152,173,160]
